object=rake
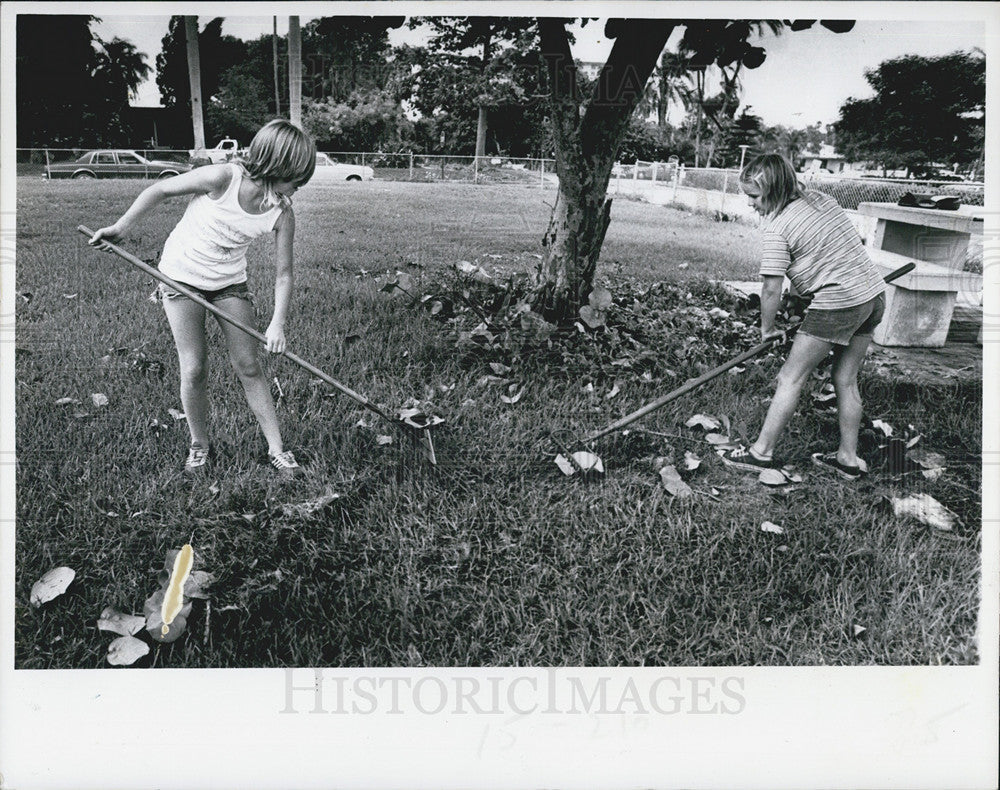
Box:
[77,225,441,465]
[576,261,916,448]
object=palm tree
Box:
[272,17,281,116]
[288,16,302,126]
[94,37,152,102]
[184,16,205,152]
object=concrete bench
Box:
[867,248,982,347]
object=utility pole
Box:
[272,17,281,117]
[288,16,302,127]
[184,16,205,153]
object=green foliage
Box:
[303,90,413,151]
[206,68,273,142]
[16,15,152,147]
[834,50,985,174]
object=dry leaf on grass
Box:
[55,397,79,406]
[605,382,621,400]
[30,567,75,607]
[97,607,146,637]
[376,435,393,446]
[106,635,150,666]
[500,384,524,404]
[891,493,959,532]
[757,468,788,487]
[872,419,894,437]
[659,465,693,498]
[704,432,732,445]
[90,393,108,407]
[281,492,342,519]
[686,414,721,431]
[168,408,186,421]
[683,451,702,471]
[760,521,785,535]
[554,452,604,477]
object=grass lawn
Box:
[14,178,981,668]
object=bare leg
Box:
[212,297,285,457]
[162,296,210,448]
[751,332,833,458]
[830,333,873,468]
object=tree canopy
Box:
[834,50,985,175]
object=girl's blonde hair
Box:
[240,119,317,207]
[739,153,804,217]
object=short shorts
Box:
[798,293,885,346]
[157,279,254,306]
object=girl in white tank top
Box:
[89,120,317,475]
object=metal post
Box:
[409,152,414,180]
[633,159,639,184]
[738,144,749,173]
[720,168,730,214]
[672,163,682,201]
[473,155,479,184]
[651,161,658,188]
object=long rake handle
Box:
[77,225,395,423]
[580,261,916,446]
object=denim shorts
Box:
[799,293,885,346]
[157,280,253,306]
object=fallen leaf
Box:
[760,520,785,534]
[579,304,606,329]
[683,451,702,471]
[183,570,214,599]
[686,414,721,431]
[852,624,867,639]
[489,362,511,376]
[554,452,605,477]
[708,307,730,319]
[891,494,959,531]
[91,393,109,407]
[605,382,621,400]
[780,466,803,483]
[376,435,393,446]
[659,465,693,498]
[704,433,732,445]
[872,419,894,437]
[906,433,923,449]
[143,588,192,644]
[500,384,524,405]
[168,408,186,421]
[106,635,150,666]
[582,382,595,394]
[30,567,75,607]
[55,397,79,406]
[588,285,613,311]
[63,292,78,300]
[908,450,946,471]
[97,607,146,637]
[757,468,788,486]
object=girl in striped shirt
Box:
[718,154,885,481]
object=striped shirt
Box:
[761,191,884,309]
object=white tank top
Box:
[159,163,285,290]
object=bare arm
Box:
[759,275,785,341]
[264,207,295,353]
[88,165,233,245]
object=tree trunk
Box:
[272,17,281,115]
[533,19,675,322]
[475,106,488,158]
[184,16,205,152]
[288,16,302,127]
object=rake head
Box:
[397,404,444,466]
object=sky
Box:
[89,14,985,129]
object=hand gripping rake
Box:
[576,261,916,448]
[78,225,441,465]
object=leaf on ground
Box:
[907,449,946,471]
[588,285,613,311]
[149,418,169,433]
[30,567,75,607]
[281,492,342,519]
[758,468,788,486]
[55,397,80,406]
[376,434,393,446]
[378,278,399,293]
[659,465,693,498]
[500,384,524,404]
[891,493,959,531]
[143,588,192,643]
[851,624,867,639]
[106,635,150,666]
[872,419,894,437]
[779,466,803,483]
[91,393,109,407]
[489,362,511,376]
[519,310,555,339]
[183,570,215,599]
[72,411,90,420]
[355,416,373,429]
[63,292,78,300]
[554,451,604,477]
[97,607,146,637]
[704,432,732,445]
[582,382,595,393]
[906,433,922,449]
[709,307,730,319]
[579,304,606,329]
[605,382,621,400]
[686,414,721,431]
[760,520,785,534]
[683,451,702,471]
[168,408,186,421]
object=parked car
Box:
[45,150,193,180]
[308,152,375,183]
[189,138,243,164]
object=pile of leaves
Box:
[380,261,809,387]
